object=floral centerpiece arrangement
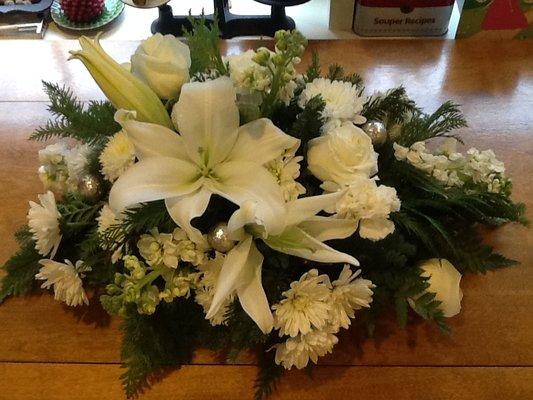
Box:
[0,21,527,399]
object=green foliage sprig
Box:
[184,15,227,76]
[31,81,119,145]
[0,227,42,304]
[396,101,467,146]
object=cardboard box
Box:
[353,0,455,36]
[329,0,356,31]
[456,0,533,39]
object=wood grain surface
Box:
[0,39,532,399]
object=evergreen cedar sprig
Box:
[31,81,120,145]
[396,100,468,146]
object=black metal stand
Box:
[150,0,309,38]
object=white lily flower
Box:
[109,77,299,246]
[206,191,359,334]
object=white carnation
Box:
[195,252,234,326]
[272,269,332,338]
[299,78,366,132]
[328,265,375,332]
[325,177,400,241]
[27,191,62,258]
[36,259,89,306]
[274,328,338,370]
[99,131,136,182]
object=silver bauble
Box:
[78,174,102,202]
[363,120,387,145]
[207,222,236,253]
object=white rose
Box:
[131,33,191,100]
[307,122,378,185]
[412,259,463,318]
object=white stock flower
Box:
[411,258,463,318]
[265,149,306,202]
[272,269,332,337]
[27,191,62,258]
[226,49,271,93]
[131,33,191,100]
[307,122,378,186]
[394,140,508,193]
[99,130,136,182]
[97,204,124,260]
[324,177,400,241]
[195,252,234,326]
[328,265,375,331]
[299,78,366,132]
[38,142,70,194]
[137,227,207,269]
[274,328,338,370]
[36,259,89,306]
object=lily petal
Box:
[265,226,359,266]
[208,160,286,236]
[207,236,250,318]
[172,77,239,168]
[228,118,300,165]
[165,188,211,246]
[115,110,189,161]
[109,156,202,212]
[236,240,273,334]
[298,216,358,242]
[285,191,345,227]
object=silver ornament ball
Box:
[207,222,236,253]
[363,120,387,145]
[78,174,102,201]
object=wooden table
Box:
[0,39,532,400]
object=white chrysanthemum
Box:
[226,49,271,93]
[36,259,89,306]
[27,191,62,257]
[328,265,375,332]
[99,131,136,182]
[274,328,338,370]
[266,149,306,202]
[299,78,366,132]
[324,177,401,241]
[272,269,332,338]
[65,143,91,190]
[97,204,124,256]
[195,252,234,326]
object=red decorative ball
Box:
[61,0,105,22]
